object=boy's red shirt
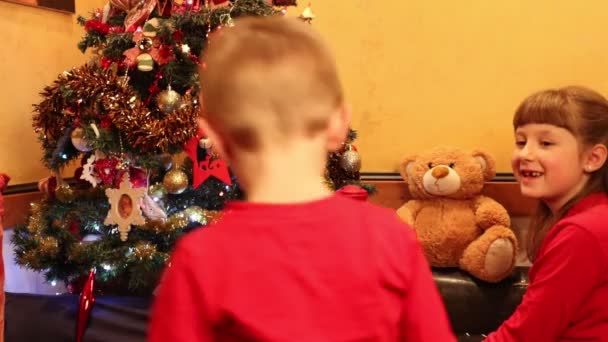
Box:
[149,194,455,342]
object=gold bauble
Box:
[138,37,153,52]
[162,169,188,194]
[198,137,212,149]
[149,183,167,199]
[70,127,92,152]
[55,184,76,203]
[340,150,362,173]
[157,88,182,113]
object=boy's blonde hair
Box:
[199,16,343,151]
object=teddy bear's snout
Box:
[431,166,450,179]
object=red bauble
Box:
[94,158,120,185]
[111,168,147,189]
[337,185,368,201]
[84,19,110,35]
[211,0,229,4]
[76,270,96,342]
[68,220,82,240]
[171,30,183,41]
[100,115,113,129]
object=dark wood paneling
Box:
[365,180,536,216]
[2,180,534,229]
[3,192,43,228]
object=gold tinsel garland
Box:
[37,236,60,257]
[104,85,199,153]
[132,242,157,260]
[68,242,88,263]
[18,234,60,268]
[26,202,47,233]
[33,64,199,154]
[141,206,222,233]
[20,250,42,269]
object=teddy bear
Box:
[397,147,517,283]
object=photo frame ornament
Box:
[104,174,146,241]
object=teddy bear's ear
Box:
[399,155,418,184]
[472,150,496,181]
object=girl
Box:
[486,86,608,341]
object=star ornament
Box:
[104,174,146,241]
[183,133,232,188]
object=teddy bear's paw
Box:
[484,237,515,280]
[460,225,517,282]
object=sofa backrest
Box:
[433,267,529,336]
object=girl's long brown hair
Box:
[513,86,608,261]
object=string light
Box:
[189,211,202,223]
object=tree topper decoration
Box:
[104,174,146,241]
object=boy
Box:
[149,16,455,342]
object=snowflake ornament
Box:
[104,174,146,241]
[81,154,102,187]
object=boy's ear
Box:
[326,104,352,152]
[197,116,229,161]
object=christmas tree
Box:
[12,0,369,296]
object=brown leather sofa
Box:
[4,267,529,342]
[434,267,529,341]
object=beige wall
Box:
[4,1,608,184]
[307,1,608,172]
[0,0,105,184]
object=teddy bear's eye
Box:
[449,163,455,168]
[428,163,433,169]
